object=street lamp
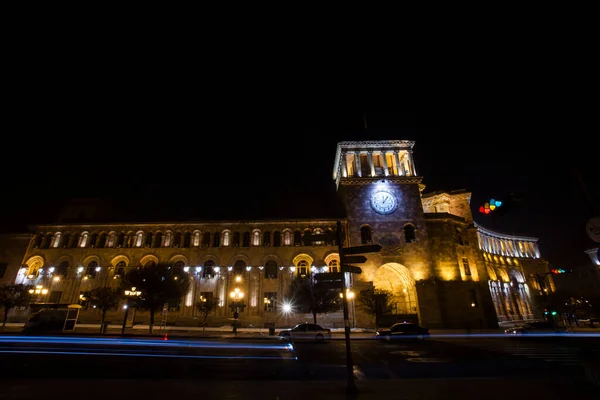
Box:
[229,288,245,334]
[340,290,355,328]
[29,285,48,303]
[229,287,244,314]
[121,287,142,335]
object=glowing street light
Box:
[122,287,142,334]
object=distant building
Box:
[2,140,555,329]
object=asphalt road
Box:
[0,335,598,399]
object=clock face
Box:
[371,190,397,214]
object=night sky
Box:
[2,111,597,270]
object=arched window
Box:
[41,234,51,249]
[203,260,215,279]
[234,260,246,275]
[297,260,309,277]
[202,232,211,247]
[58,261,69,277]
[329,259,339,273]
[146,232,153,247]
[242,232,250,247]
[273,231,281,247]
[86,261,99,278]
[232,232,240,247]
[183,232,191,248]
[404,225,416,243]
[222,231,231,247]
[52,233,62,248]
[293,230,302,246]
[263,232,271,246]
[193,232,200,247]
[171,261,185,277]
[80,232,89,248]
[173,232,182,247]
[265,260,278,278]
[34,234,43,248]
[62,233,71,248]
[360,226,373,244]
[97,233,107,248]
[116,233,125,248]
[283,231,291,246]
[252,231,260,246]
[212,232,220,247]
[154,232,163,248]
[135,232,143,247]
[115,261,126,277]
[71,233,80,248]
[89,233,98,247]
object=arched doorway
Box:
[373,263,419,323]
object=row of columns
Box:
[341,149,417,178]
[489,281,534,321]
[478,234,540,259]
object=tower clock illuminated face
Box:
[370,190,397,215]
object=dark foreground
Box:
[0,334,598,399]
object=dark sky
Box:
[2,111,598,270]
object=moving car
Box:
[278,323,332,342]
[504,321,570,336]
[375,322,430,341]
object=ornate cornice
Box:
[339,176,422,186]
[475,223,538,242]
[338,140,415,150]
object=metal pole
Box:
[337,221,357,395]
[121,298,130,335]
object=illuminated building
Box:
[3,140,552,328]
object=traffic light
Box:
[551,268,572,274]
[479,198,503,214]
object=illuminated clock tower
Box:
[333,140,443,328]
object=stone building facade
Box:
[3,139,551,329]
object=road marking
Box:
[406,357,449,363]
[389,350,422,356]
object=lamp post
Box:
[121,287,142,335]
[229,287,244,334]
[340,289,355,328]
[29,285,48,303]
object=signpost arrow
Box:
[341,244,382,255]
[342,255,367,264]
[341,264,362,274]
[314,272,343,282]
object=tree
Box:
[0,284,34,329]
[89,287,123,333]
[290,276,340,324]
[357,287,394,329]
[122,263,191,335]
[196,296,220,331]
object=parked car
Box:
[278,323,331,342]
[375,322,430,341]
[504,321,570,336]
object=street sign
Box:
[341,264,362,274]
[314,272,343,281]
[341,244,382,255]
[302,232,337,245]
[342,255,367,264]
